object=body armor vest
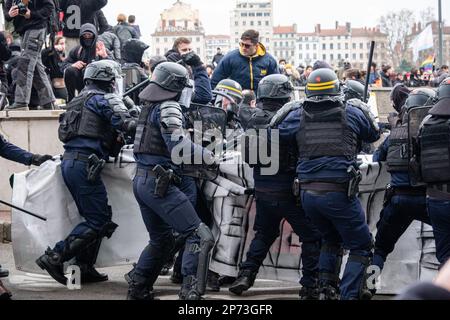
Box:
[133,104,171,158]
[248,107,298,173]
[386,124,409,173]
[58,91,117,152]
[296,102,359,160]
[420,117,450,184]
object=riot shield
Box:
[182,103,228,180]
[407,106,432,187]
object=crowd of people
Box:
[1,0,450,302]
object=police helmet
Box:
[305,68,341,99]
[437,77,450,100]
[214,79,243,105]
[404,88,437,109]
[343,80,368,103]
[151,62,192,93]
[257,74,294,100]
[84,60,122,83]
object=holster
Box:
[153,165,182,198]
[87,154,106,183]
[383,184,395,208]
[347,166,362,199]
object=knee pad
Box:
[186,223,215,297]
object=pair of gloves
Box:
[166,51,204,69]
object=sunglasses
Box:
[239,42,254,49]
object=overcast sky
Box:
[103,0,449,43]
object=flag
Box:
[420,55,435,74]
[410,24,434,61]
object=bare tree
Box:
[419,7,436,27]
[379,9,415,68]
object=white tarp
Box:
[11,148,439,294]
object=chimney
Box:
[346,22,351,33]
[335,21,339,30]
[418,22,422,32]
[413,22,417,34]
[315,24,321,34]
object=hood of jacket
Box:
[239,42,267,59]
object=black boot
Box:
[0,265,9,278]
[77,239,108,284]
[318,284,340,300]
[299,286,320,300]
[179,275,202,300]
[206,271,221,292]
[228,269,257,296]
[126,272,155,300]
[35,247,67,285]
[36,229,99,285]
[0,280,12,300]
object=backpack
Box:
[114,25,133,48]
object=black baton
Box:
[0,199,47,221]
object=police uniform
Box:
[416,78,450,266]
[126,62,215,300]
[229,75,322,299]
[277,69,380,300]
[372,89,436,271]
[36,60,138,286]
[1,133,53,299]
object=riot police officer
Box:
[229,74,322,299]
[275,68,380,300]
[0,133,53,299]
[415,78,450,267]
[36,60,138,286]
[213,79,245,133]
[126,62,215,300]
[372,88,436,273]
[343,80,369,103]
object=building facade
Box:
[272,25,297,64]
[205,35,231,65]
[230,0,274,52]
[151,0,206,60]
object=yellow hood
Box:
[239,42,266,59]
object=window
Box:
[338,43,341,50]
[249,12,255,16]
[330,54,334,60]
[367,42,371,49]
[156,38,160,43]
[258,21,262,26]
[299,54,303,59]
[265,21,269,26]
[306,44,309,50]
[360,43,363,49]
[360,53,363,59]
[164,37,168,43]
[197,48,200,54]
[250,21,254,26]
[235,21,238,26]
[286,41,289,47]
[330,43,334,50]
[338,54,341,60]
[243,21,246,26]
[264,12,270,16]
[345,53,349,59]
[313,44,317,50]
[241,13,247,17]
[345,43,348,50]
[353,53,356,60]
[257,12,263,17]
[353,43,356,50]
[156,48,160,55]
[299,44,303,50]
[313,53,317,60]
[196,37,200,42]
[322,43,326,50]
[323,54,326,60]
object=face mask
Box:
[82,37,95,48]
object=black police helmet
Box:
[257,74,294,100]
[343,80,368,103]
[151,62,191,93]
[437,77,450,100]
[215,79,243,105]
[305,68,341,98]
[405,88,437,109]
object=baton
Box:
[364,41,376,102]
[0,199,47,221]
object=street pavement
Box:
[1,244,391,300]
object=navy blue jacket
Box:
[0,134,33,165]
[64,86,131,159]
[211,44,279,92]
[192,65,212,105]
[373,137,410,187]
[275,103,380,183]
